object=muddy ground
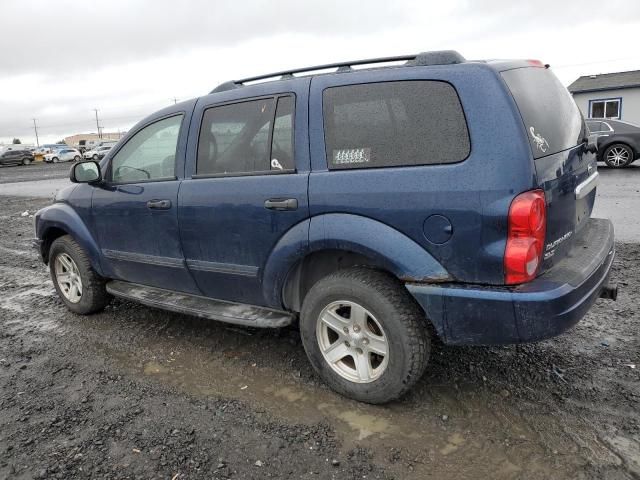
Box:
[0,169,638,478]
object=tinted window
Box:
[271,96,295,171]
[110,115,182,183]
[586,121,602,133]
[501,67,586,159]
[323,81,470,169]
[197,98,276,175]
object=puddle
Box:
[273,386,306,403]
[143,361,171,375]
[332,409,395,440]
[440,432,465,455]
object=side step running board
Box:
[106,280,294,328]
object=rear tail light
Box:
[504,190,546,285]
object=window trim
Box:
[321,79,471,171]
[105,112,185,185]
[588,97,622,120]
[194,93,297,179]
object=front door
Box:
[92,113,199,294]
[179,84,310,307]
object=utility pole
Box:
[32,118,40,147]
[93,108,102,139]
[172,97,178,104]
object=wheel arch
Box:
[599,139,637,162]
[261,213,452,311]
[36,203,104,275]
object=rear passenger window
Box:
[271,96,295,171]
[323,81,470,169]
[197,95,296,176]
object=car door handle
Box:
[264,198,298,211]
[146,199,172,210]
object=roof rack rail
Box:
[210,50,465,93]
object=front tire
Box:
[93,154,98,160]
[300,267,430,404]
[22,157,32,165]
[52,157,59,163]
[74,155,81,162]
[49,235,109,314]
[603,143,633,168]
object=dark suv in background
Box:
[586,118,640,168]
[34,51,616,403]
[0,149,34,166]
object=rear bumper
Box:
[407,218,615,345]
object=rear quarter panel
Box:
[308,64,535,285]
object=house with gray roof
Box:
[568,70,640,126]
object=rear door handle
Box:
[146,199,172,210]
[264,198,298,211]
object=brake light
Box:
[526,59,545,68]
[504,190,546,285]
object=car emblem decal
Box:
[529,126,549,153]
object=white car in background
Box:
[83,145,113,160]
[43,148,82,163]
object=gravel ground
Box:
[0,192,638,479]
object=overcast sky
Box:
[1,0,639,145]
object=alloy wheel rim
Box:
[316,300,389,383]
[55,253,83,303]
[607,147,629,166]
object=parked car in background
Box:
[34,51,616,404]
[0,149,34,166]
[83,145,113,160]
[586,119,640,168]
[35,144,68,155]
[43,148,82,163]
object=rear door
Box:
[179,80,310,307]
[501,66,597,269]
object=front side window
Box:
[590,98,621,119]
[110,115,183,183]
[323,81,470,169]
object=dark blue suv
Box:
[34,51,617,403]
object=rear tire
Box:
[74,155,81,162]
[300,267,430,404]
[93,154,98,160]
[49,235,109,314]
[603,143,633,168]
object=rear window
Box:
[323,81,470,169]
[501,67,586,159]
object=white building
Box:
[568,70,640,125]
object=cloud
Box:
[0,0,412,76]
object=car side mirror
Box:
[70,161,101,183]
